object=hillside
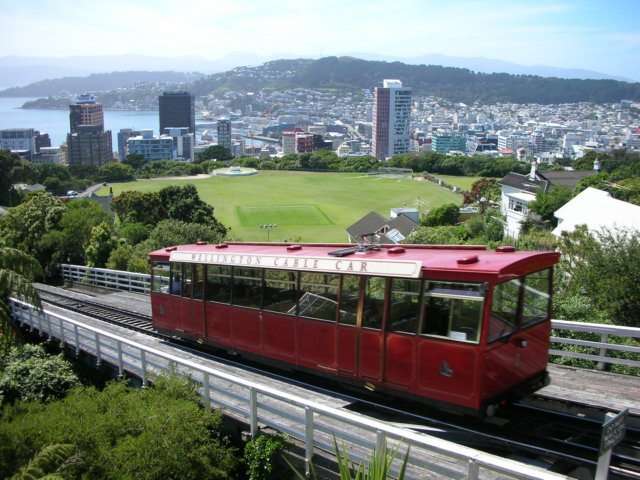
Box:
[0,71,204,98]
[4,57,640,105]
[191,57,640,104]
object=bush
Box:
[244,434,288,480]
[0,344,80,404]
[0,375,238,479]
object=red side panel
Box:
[359,329,383,381]
[416,338,479,407]
[231,308,262,354]
[297,320,337,372]
[384,333,416,388]
[337,325,357,376]
[205,302,232,346]
[177,296,194,334]
[483,322,550,400]
[150,293,174,331]
[262,312,296,362]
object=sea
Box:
[0,97,159,149]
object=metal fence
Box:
[9,298,569,480]
[61,264,150,294]
[60,264,640,373]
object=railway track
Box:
[34,286,640,479]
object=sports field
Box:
[98,171,464,242]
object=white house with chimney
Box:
[498,159,597,238]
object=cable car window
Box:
[170,264,182,295]
[422,282,483,343]
[338,275,360,325]
[521,268,551,328]
[205,265,232,304]
[181,264,193,298]
[489,279,520,342]
[388,279,422,334]
[362,277,386,329]
[193,264,204,300]
[232,267,262,309]
[151,262,170,293]
[263,269,298,314]
[299,272,340,322]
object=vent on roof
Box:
[165,246,177,252]
[287,244,302,251]
[387,246,405,255]
[215,243,229,249]
[496,246,516,253]
[457,255,479,265]
[196,240,208,245]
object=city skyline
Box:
[1,0,640,82]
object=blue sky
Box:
[2,0,639,80]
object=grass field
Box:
[98,171,463,242]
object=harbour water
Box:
[0,97,159,148]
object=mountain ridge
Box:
[0,51,633,89]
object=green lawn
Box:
[98,171,463,242]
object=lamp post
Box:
[259,224,277,242]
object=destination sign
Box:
[599,409,628,455]
[169,251,423,278]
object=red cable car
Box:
[149,242,559,416]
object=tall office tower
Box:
[217,118,232,151]
[66,94,112,166]
[159,91,195,134]
[371,79,412,160]
[69,94,104,133]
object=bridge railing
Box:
[60,264,151,294]
[550,320,640,371]
[9,298,568,480]
[59,265,640,373]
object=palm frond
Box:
[0,247,44,281]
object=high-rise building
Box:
[117,128,140,160]
[66,126,113,167]
[0,128,36,158]
[159,91,195,134]
[372,79,412,160]
[164,127,194,162]
[66,95,112,166]
[431,131,467,154]
[69,94,104,133]
[127,130,175,162]
[217,119,232,151]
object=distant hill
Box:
[0,71,204,97]
[190,56,640,104]
[3,57,640,106]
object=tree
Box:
[0,375,238,479]
[528,185,573,227]
[463,178,501,205]
[111,190,166,226]
[556,226,640,328]
[85,222,117,268]
[405,225,468,245]
[122,153,148,170]
[97,162,136,182]
[0,344,80,403]
[0,247,43,351]
[0,192,66,255]
[134,219,227,257]
[0,150,38,206]
[198,145,233,162]
[37,198,112,277]
[159,184,228,236]
[422,203,460,227]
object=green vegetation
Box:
[0,373,238,479]
[98,171,461,242]
[244,434,288,480]
[190,57,640,104]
